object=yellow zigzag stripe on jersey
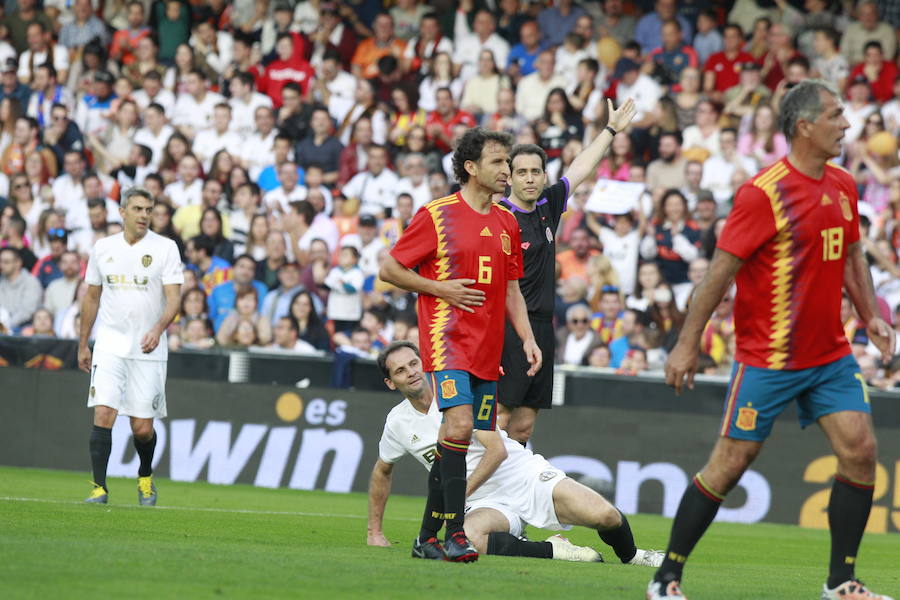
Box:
[426,195,458,371]
[753,163,792,369]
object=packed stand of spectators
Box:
[0,0,898,390]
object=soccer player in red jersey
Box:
[648,80,896,600]
[380,128,541,562]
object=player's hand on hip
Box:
[367,531,390,547]
[523,338,542,376]
[435,278,486,313]
[665,342,698,395]
[140,328,162,353]
[606,97,637,133]
[866,317,896,363]
[77,344,92,373]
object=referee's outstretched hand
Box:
[433,278,486,313]
[665,341,698,396]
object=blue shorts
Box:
[720,354,870,441]
[430,370,497,431]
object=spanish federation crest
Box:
[838,192,853,222]
[141,254,153,268]
[736,407,758,431]
[440,378,458,399]
[500,232,511,255]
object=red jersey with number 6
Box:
[390,193,522,380]
[716,158,859,370]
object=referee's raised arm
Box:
[563,98,637,190]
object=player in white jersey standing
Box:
[367,341,664,566]
[79,187,184,505]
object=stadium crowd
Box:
[0,0,899,389]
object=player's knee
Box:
[840,434,878,471]
[463,524,488,553]
[93,407,116,428]
[595,505,622,530]
[131,421,154,441]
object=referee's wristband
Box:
[604,126,618,137]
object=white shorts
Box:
[466,460,571,537]
[87,349,167,419]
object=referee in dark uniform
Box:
[497,98,637,444]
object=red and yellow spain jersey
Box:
[717,158,859,370]
[390,193,523,380]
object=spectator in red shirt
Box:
[759,23,800,91]
[848,41,899,104]
[424,88,477,154]
[109,1,150,67]
[703,23,754,102]
[259,33,315,108]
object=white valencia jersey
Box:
[85,230,184,361]
[377,399,545,502]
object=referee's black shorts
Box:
[498,316,555,410]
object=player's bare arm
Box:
[666,249,743,394]
[563,98,637,190]
[140,282,183,354]
[505,280,542,375]
[843,241,895,361]
[77,284,103,373]
[379,255,486,313]
[367,458,394,547]
[465,429,507,498]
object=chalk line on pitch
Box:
[0,496,420,521]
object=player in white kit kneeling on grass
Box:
[367,341,664,566]
[79,187,183,505]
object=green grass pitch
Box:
[1,466,898,599]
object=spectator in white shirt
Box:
[700,127,757,204]
[132,71,176,115]
[396,152,432,211]
[515,50,567,121]
[163,154,204,208]
[341,145,400,218]
[192,103,242,172]
[51,149,87,213]
[228,71,273,137]
[172,69,225,140]
[614,57,663,125]
[269,315,319,354]
[237,105,278,181]
[133,103,174,170]
[453,6,510,82]
[18,22,69,85]
[264,161,307,214]
[192,20,233,77]
[313,48,357,106]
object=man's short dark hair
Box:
[135,144,153,165]
[509,143,548,172]
[787,55,810,71]
[864,40,883,54]
[376,340,421,378]
[723,23,744,38]
[237,181,261,198]
[815,26,840,48]
[659,130,683,146]
[36,63,56,79]
[282,82,302,96]
[276,32,294,45]
[578,58,600,74]
[233,71,255,89]
[234,254,257,268]
[452,128,513,184]
[190,234,215,257]
[0,246,21,262]
[144,70,162,82]
[87,197,106,210]
[188,68,207,80]
[289,200,316,225]
[7,215,26,236]
[280,315,300,335]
